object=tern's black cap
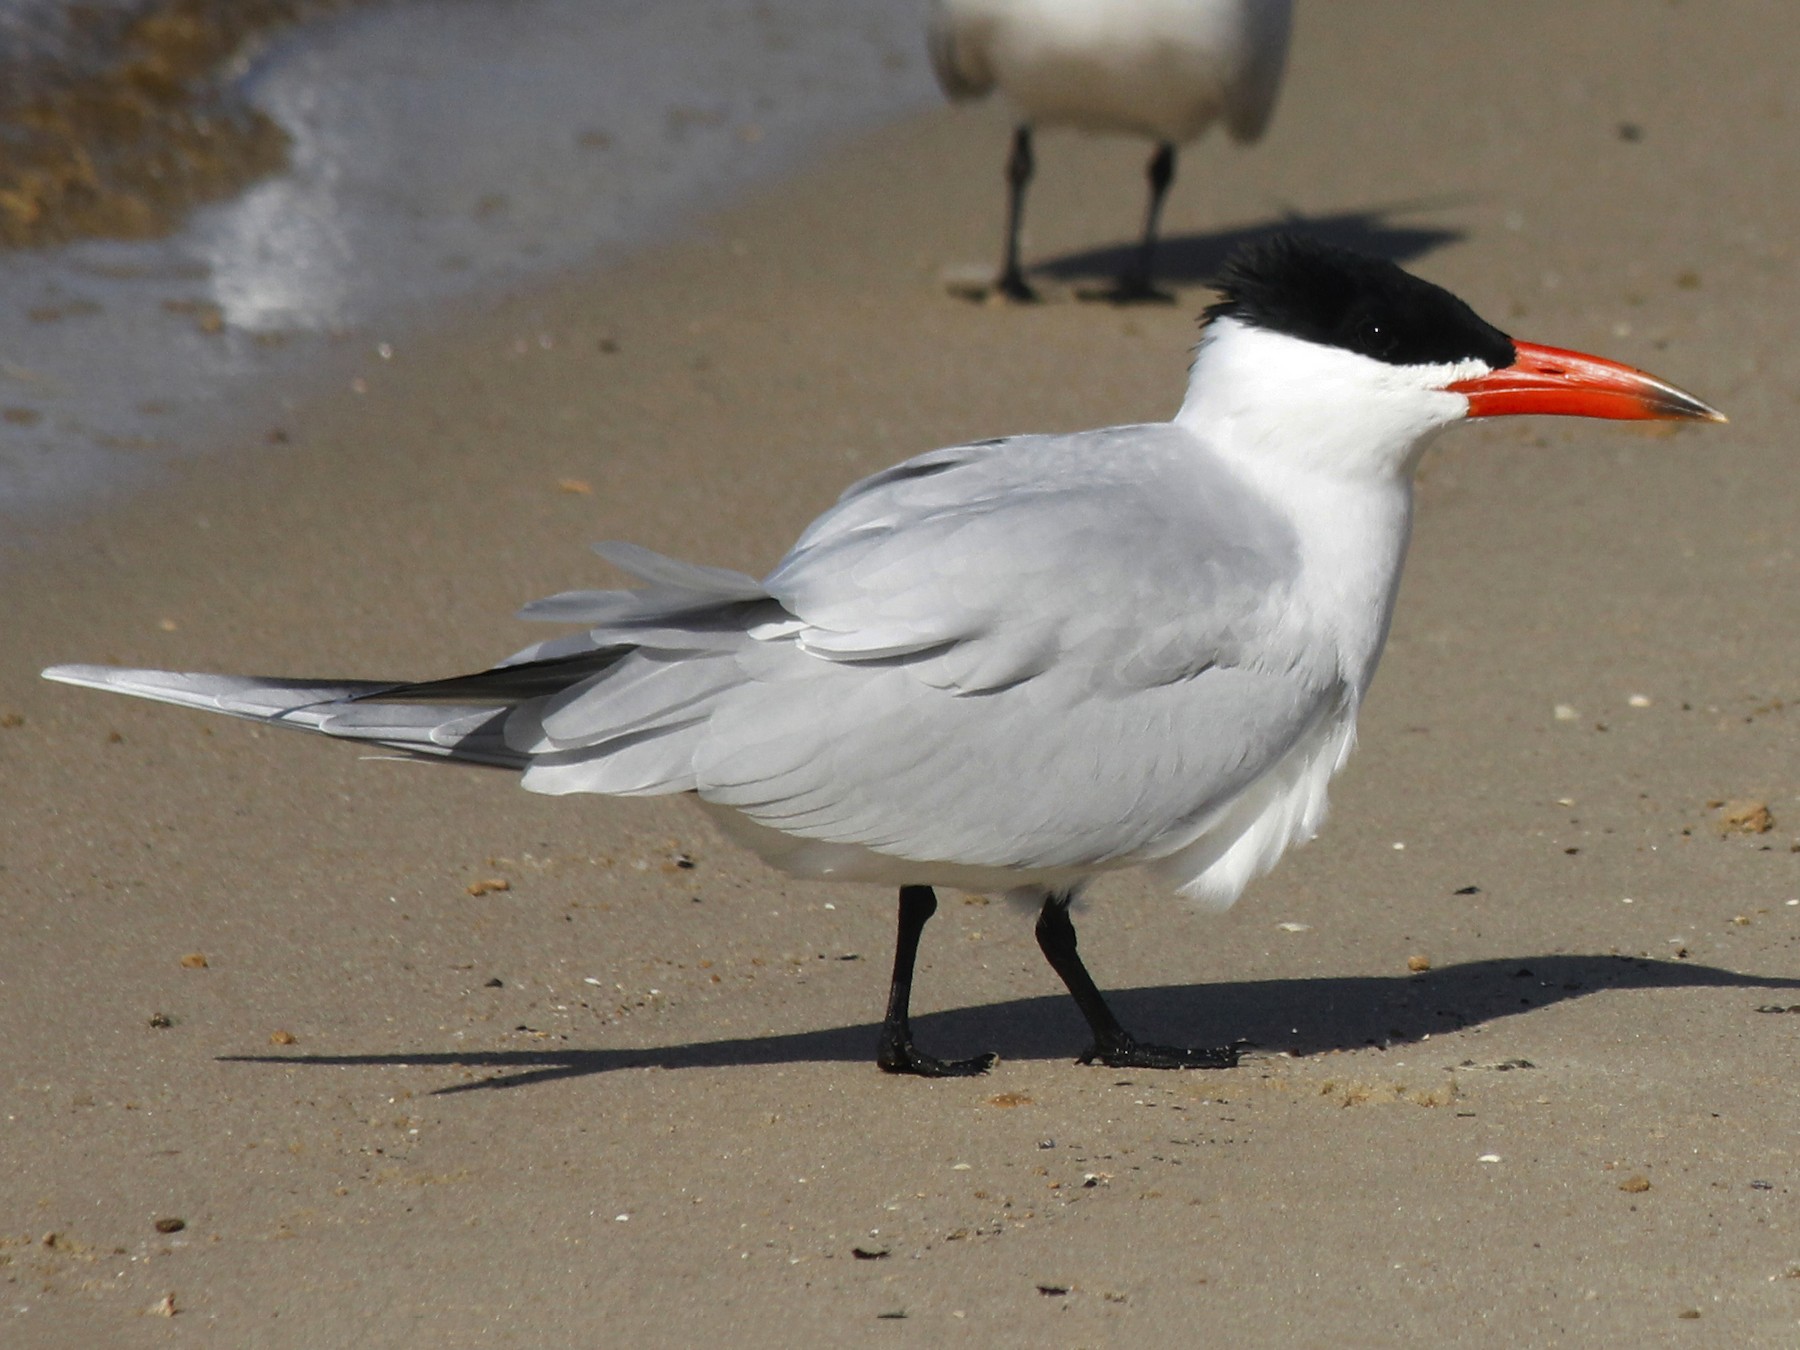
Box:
[1203,235,1516,370]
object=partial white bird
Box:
[44,238,1723,1076]
[928,0,1294,300]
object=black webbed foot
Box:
[1077,1034,1240,1071]
[877,1036,999,1078]
[993,270,1040,303]
[1096,276,1176,306]
[875,885,998,1077]
[1034,892,1238,1071]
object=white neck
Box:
[1172,319,1479,694]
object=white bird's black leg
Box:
[995,124,1039,302]
[876,885,998,1077]
[1035,891,1237,1069]
[1109,141,1178,304]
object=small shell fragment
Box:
[1714,801,1773,836]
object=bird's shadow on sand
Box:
[225,954,1799,1095]
[1035,203,1468,292]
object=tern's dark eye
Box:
[1348,311,1398,360]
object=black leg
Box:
[1109,141,1178,304]
[995,124,1039,302]
[876,885,998,1077]
[1035,892,1237,1069]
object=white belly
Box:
[699,694,1357,914]
[956,0,1276,142]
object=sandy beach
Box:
[4,2,1799,1344]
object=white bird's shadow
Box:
[222,954,1800,1094]
[1032,204,1468,298]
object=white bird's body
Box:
[928,0,1291,144]
[44,239,1723,1074]
[928,0,1293,299]
[47,318,1424,912]
[580,406,1369,912]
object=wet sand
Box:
[0,0,933,521]
[4,2,1799,1343]
[0,0,335,249]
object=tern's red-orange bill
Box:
[1451,340,1726,423]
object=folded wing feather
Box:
[43,426,1343,882]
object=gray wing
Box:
[1223,0,1294,142]
[45,426,1342,875]
[769,425,1304,692]
[523,426,1344,872]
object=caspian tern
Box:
[928,0,1294,300]
[44,237,1724,1076]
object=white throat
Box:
[1174,317,1482,480]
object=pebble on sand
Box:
[1711,800,1773,836]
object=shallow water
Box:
[0,0,939,523]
